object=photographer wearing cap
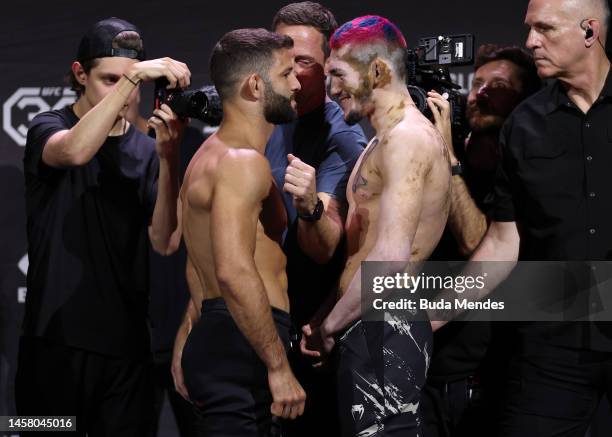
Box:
[16,17,189,436]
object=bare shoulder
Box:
[381,116,443,167]
[215,148,271,200]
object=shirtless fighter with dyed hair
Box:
[301,16,451,436]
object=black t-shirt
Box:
[23,106,158,357]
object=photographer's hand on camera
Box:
[125,57,191,89]
[427,90,457,165]
[147,103,186,159]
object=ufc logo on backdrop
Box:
[2,87,76,146]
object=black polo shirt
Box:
[491,68,612,350]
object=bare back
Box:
[339,104,451,295]
[181,133,289,313]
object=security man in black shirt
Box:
[444,0,612,435]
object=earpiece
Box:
[580,18,594,39]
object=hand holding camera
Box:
[148,103,186,159]
[126,57,191,89]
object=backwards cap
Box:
[77,17,145,62]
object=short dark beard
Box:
[263,78,296,124]
[467,105,504,133]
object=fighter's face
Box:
[263,48,301,124]
[524,0,586,79]
[326,50,372,125]
[467,59,523,132]
[74,56,139,118]
[275,24,326,114]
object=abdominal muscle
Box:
[183,215,289,314]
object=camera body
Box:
[406,34,474,144]
[154,78,223,126]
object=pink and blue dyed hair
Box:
[330,15,407,51]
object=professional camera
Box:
[154,78,223,126]
[406,34,474,143]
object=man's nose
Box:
[525,29,539,50]
[291,75,301,93]
[328,78,341,97]
[476,84,490,102]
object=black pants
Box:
[337,316,432,436]
[15,336,153,437]
[182,298,291,437]
[421,376,493,437]
[497,339,612,437]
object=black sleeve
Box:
[489,120,518,222]
[23,111,68,178]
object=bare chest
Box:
[347,137,384,212]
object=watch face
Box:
[314,198,324,219]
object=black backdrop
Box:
[1,1,611,435]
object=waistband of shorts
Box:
[201,297,291,329]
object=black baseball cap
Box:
[76,17,146,62]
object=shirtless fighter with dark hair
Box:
[178,28,306,436]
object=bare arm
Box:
[430,220,520,331]
[321,129,432,338]
[427,90,487,256]
[211,152,286,369]
[42,57,190,168]
[211,151,305,418]
[171,296,200,400]
[448,175,488,256]
[172,257,205,399]
[284,154,345,263]
[42,77,138,167]
[148,105,185,255]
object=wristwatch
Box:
[451,161,463,176]
[298,197,324,222]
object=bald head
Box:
[564,0,609,39]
